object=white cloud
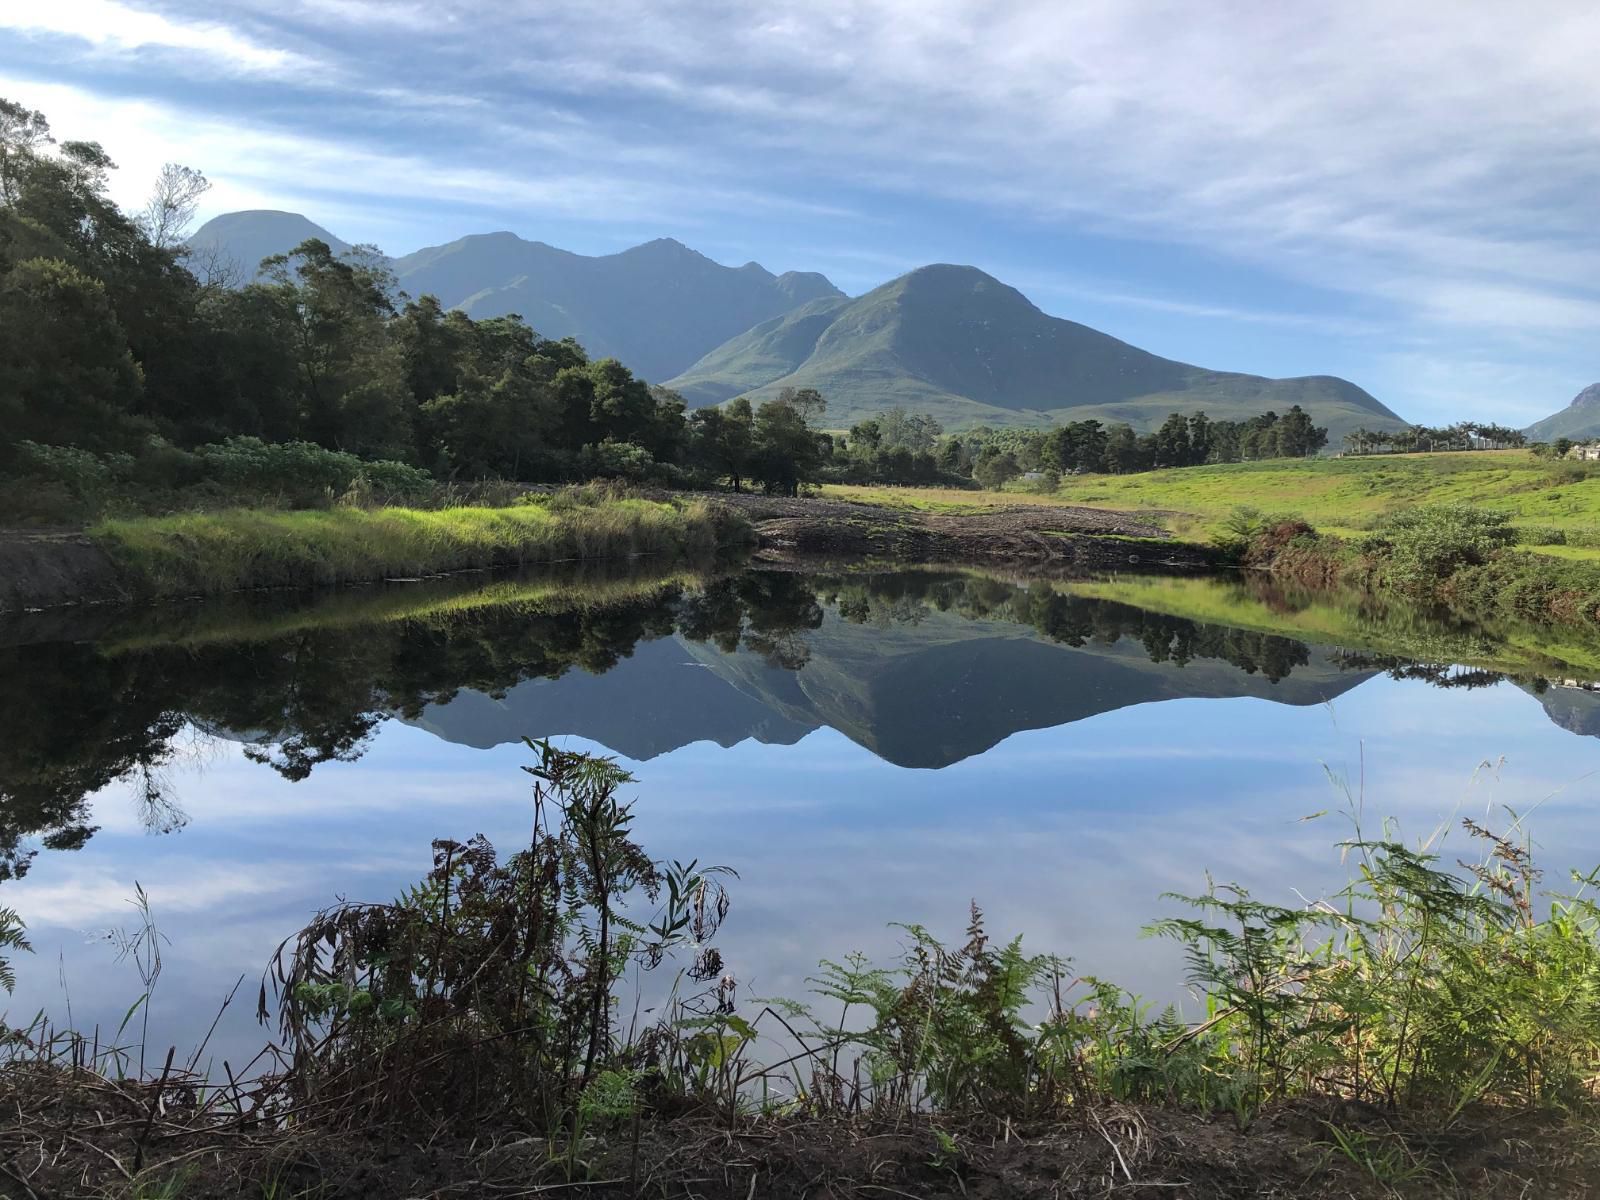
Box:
[1,0,313,76]
[4,0,1599,414]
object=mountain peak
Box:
[1569,382,1600,409]
[1524,382,1600,441]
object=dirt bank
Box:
[717,493,1217,571]
[0,529,127,613]
[5,1066,1588,1200]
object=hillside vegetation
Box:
[833,450,1600,545]
[667,264,1405,438]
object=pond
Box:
[5,564,1600,1069]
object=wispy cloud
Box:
[1,0,315,76]
[2,0,1598,416]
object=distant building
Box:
[1568,442,1600,461]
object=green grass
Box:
[91,495,746,598]
[1068,574,1600,676]
[1050,450,1600,538]
[833,451,1600,543]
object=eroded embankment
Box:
[0,529,128,612]
[721,493,1218,572]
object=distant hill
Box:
[187,210,351,280]
[187,211,843,384]
[391,234,842,382]
[665,264,1406,438]
[1524,383,1600,442]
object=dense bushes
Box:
[0,437,434,523]
[1364,505,1518,595]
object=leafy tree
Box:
[973,447,1021,490]
[0,257,144,453]
[262,239,412,460]
[751,396,825,495]
[691,399,755,492]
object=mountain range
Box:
[412,601,1374,769]
[663,265,1403,436]
[1524,383,1600,443]
[188,210,1408,437]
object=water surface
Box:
[6,566,1600,1066]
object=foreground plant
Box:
[261,738,734,1131]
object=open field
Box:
[828,450,1600,549]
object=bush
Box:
[196,437,365,505]
[1516,525,1567,546]
[1366,504,1516,593]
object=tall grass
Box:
[90,492,749,597]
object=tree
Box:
[1153,412,1193,468]
[139,163,210,250]
[751,396,824,495]
[262,239,412,459]
[1187,412,1212,465]
[0,257,144,453]
[973,447,1021,490]
[776,385,827,429]
[1102,423,1147,474]
[692,399,756,492]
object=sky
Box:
[3,0,1598,425]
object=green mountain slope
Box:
[187,210,351,279]
[665,264,1407,437]
[1524,383,1600,442]
[392,234,842,382]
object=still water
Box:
[5,566,1600,1066]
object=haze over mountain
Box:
[1523,383,1600,443]
[666,265,1407,438]
[188,211,1402,436]
[189,211,843,383]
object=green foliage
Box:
[267,739,734,1129]
[0,906,29,993]
[1366,504,1517,593]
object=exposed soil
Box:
[0,529,126,614]
[706,493,1216,573]
[3,1067,1591,1199]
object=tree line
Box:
[0,97,834,511]
[1341,422,1526,455]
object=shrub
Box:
[195,437,364,505]
[1365,504,1516,593]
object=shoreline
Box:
[0,493,1219,615]
[0,494,751,615]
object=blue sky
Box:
[4,1,1599,424]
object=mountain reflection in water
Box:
[3,566,1599,881]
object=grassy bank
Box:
[88,491,750,598]
[6,745,1600,1198]
[829,450,1600,551]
